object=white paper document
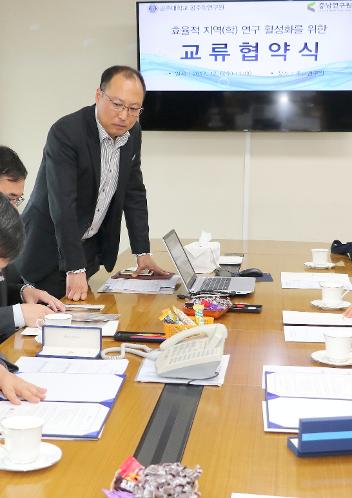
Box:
[232,494,297,498]
[16,356,128,375]
[136,354,230,386]
[263,397,352,433]
[17,372,124,403]
[266,369,352,400]
[284,325,325,342]
[262,365,352,432]
[282,310,351,326]
[0,401,109,439]
[98,275,180,294]
[281,272,352,290]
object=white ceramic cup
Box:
[311,248,329,266]
[324,330,352,363]
[36,313,72,328]
[1,415,43,464]
[320,282,349,307]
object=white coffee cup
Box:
[320,282,349,307]
[37,313,72,328]
[1,415,43,464]
[324,330,352,363]
[311,248,329,266]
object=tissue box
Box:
[37,325,102,358]
[184,241,220,273]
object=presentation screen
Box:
[138,1,352,91]
[137,1,352,131]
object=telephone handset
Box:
[155,323,227,380]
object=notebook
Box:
[163,229,255,295]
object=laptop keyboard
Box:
[199,277,231,291]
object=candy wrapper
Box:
[104,457,202,498]
[184,295,232,319]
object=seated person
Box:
[0,146,64,343]
[0,193,46,403]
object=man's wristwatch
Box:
[20,284,35,302]
[135,253,152,257]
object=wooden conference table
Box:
[1,240,352,498]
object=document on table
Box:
[283,325,326,342]
[0,368,126,438]
[262,365,352,432]
[232,494,297,498]
[282,310,351,326]
[135,355,230,386]
[263,397,352,434]
[282,311,351,342]
[0,401,109,439]
[98,274,180,294]
[281,272,352,289]
[16,372,124,404]
[16,356,129,375]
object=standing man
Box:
[17,66,167,300]
[0,146,64,343]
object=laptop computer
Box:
[163,229,256,295]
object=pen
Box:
[117,331,165,336]
[114,333,165,343]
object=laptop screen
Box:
[163,230,196,290]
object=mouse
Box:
[239,268,263,278]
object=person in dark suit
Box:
[0,146,64,343]
[0,193,46,404]
[16,66,168,300]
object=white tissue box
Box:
[184,241,220,273]
[37,325,102,359]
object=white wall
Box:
[1,0,351,252]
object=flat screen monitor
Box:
[137,1,352,131]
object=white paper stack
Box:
[98,274,180,294]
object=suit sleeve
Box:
[123,126,150,254]
[0,307,16,344]
[44,122,86,271]
[0,354,18,373]
[4,265,22,305]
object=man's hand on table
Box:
[21,304,56,327]
[66,272,88,301]
[133,254,170,277]
[0,365,46,405]
[22,287,65,312]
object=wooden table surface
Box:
[1,240,352,498]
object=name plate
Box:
[288,416,352,457]
[38,325,102,358]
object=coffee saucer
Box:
[0,442,62,472]
[304,261,335,269]
[311,299,351,310]
[311,350,352,367]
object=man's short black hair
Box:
[0,146,27,181]
[100,65,146,96]
[0,193,24,261]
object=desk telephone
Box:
[101,324,227,380]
